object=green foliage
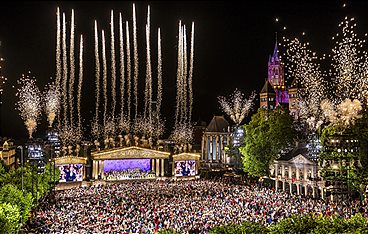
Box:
[0,202,21,234]
[207,213,368,234]
[239,106,297,177]
[268,214,319,234]
[0,162,59,229]
[210,221,268,234]
[0,184,33,223]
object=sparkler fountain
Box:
[44,83,60,128]
[92,4,168,150]
[16,73,42,139]
[170,21,195,149]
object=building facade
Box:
[201,116,232,170]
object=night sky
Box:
[1,1,368,141]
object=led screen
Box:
[104,159,151,173]
[175,160,196,176]
[57,164,83,182]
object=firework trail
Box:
[157,28,162,119]
[144,6,152,121]
[62,12,68,126]
[188,22,194,123]
[102,30,108,128]
[182,25,188,124]
[55,7,61,90]
[69,9,75,125]
[77,35,84,134]
[126,21,132,121]
[119,13,125,119]
[175,22,182,126]
[133,4,139,119]
[110,10,117,117]
[94,21,101,130]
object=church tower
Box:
[267,40,288,105]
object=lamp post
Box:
[17,145,24,192]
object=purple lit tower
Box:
[268,40,288,104]
[260,39,289,109]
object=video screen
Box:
[57,164,83,182]
[175,160,196,176]
[104,159,151,173]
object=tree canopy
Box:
[239,106,297,177]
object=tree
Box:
[240,106,297,177]
[0,203,21,234]
[0,184,33,224]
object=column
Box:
[195,160,199,175]
[216,135,219,162]
[101,160,105,179]
[161,159,164,177]
[312,187,316,198]
[172,160,175,176]
[305,185,308,197]
[220,136,224,163]
[275,179,278,190]
[92,160,96,179]
[201,136,205,160]
[275,164,278,178]
[209,136,212,162]
[289,182,292,194]
[296,168,300,182]
[296,183,300,195]
[304,165,307,181]
[156,159,160,177]
[151,159,155,171]
[321,189,324,200]
[288,165,292,179]
[281,165,285,177]
[282,181,285,191]
[83,165,86,180]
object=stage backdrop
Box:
[104,159,151,173]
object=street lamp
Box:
[17,145,24,192]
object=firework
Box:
[69,9,75,125]
[62,12,68,126]
[119,13,125,122]
[188,22,195,123]
[94,21,101,130]
[16,74,42,139]
[133,4,139,119]
[144,6,152,121]
[157,28,162,119]
[110,10,117,117]
[126,21,132,121]
[55,7,61,90]
[218,89,256,125]
[77,35,84,134]
[172,21,195,144]
[44,83,60,128]
[102,30,108,127]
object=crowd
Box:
[28,178,366,233]
[105,169,155,180]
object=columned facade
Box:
[91,146,170,180]
[271,154,325,199]
[201,116,232,170]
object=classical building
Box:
[201,116,232,170]
[270,146,325,199]
[0,140,16,168]
[260,40,289,109]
